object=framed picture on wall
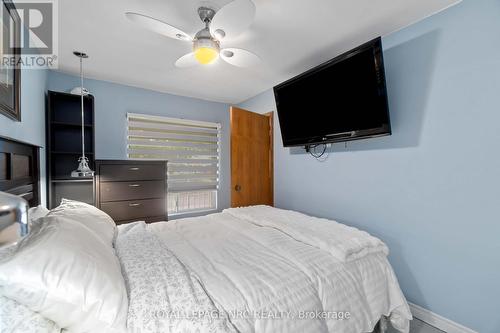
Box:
[0,0,21,121]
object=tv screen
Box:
[273,37,391,147]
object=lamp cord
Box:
[80,56,85,162]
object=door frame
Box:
[264,111,274,206]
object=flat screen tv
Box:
[273,37,391,147]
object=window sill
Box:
[168,208,219,219]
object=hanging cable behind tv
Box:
[305,143,330,161]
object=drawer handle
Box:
[129,167,140,171]
[129,203,141,207]
[128,184,141,187]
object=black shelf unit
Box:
[46,90,95,208]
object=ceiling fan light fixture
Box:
[194,47,219,64]
[193,31,220,65]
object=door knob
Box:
[234,185,241,192]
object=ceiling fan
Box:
[125,0,260,68]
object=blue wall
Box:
[239,1,500,331]
[0,68,48,205]
[47,71,231,214]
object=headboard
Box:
[0,136,41,207]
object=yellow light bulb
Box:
[194,47,218,65]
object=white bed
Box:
[0,202,412,333]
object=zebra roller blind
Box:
[127,113,220,201]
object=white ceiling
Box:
[57,0,460,104]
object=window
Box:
[126,113,221,215]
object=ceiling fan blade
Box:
[125,12,191,41]
[220,48,260,67]
[175,53,199,68]
[210,0,256,40]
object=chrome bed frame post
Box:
[0,191,29,238]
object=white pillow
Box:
[49,198,116,246]
[28,205,50,224]
[0,215,128,332]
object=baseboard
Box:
[408,302,477,333]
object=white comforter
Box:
[142,207,412,333]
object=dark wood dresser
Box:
[94,160,167,224]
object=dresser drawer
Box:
[100,198,165,222]
[100,180,164,202]
[99,164,164,182]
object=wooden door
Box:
[231,107,273,207]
